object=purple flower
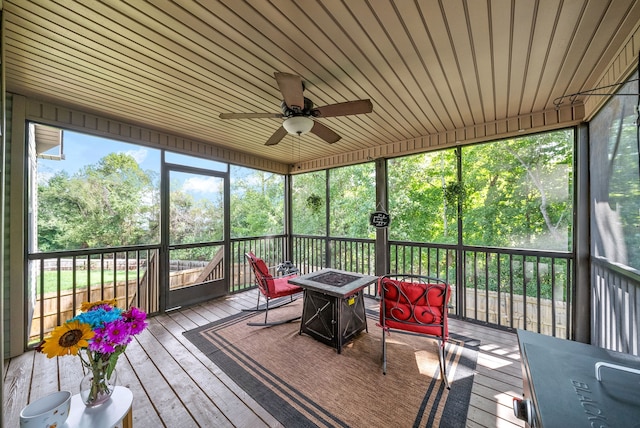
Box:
[89,327,116,353]
[71,303,148,358]
[103,320,131,346]
[124,307,146,321]
[123,307,147,335]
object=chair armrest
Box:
[276,272,299,279]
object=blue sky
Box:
[39,130,159,180]
[38,130,232,196]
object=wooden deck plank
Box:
[2,352,34,426]
[135,319,235,427]
[29,351,59,402]
[469,393,525,426]
[146,314,273,427]
[472,372,524,397]
[177,307,212,327]
[122,332,200,427]
[3,289,527,427]
[116,349,165,427]
[57,352,84,394]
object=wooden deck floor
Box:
[3,290,525,427]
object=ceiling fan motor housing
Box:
[281,98,316,117]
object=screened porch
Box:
[3,1,640,427]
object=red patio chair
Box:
[378,274,451,389]
[244,252,302,326]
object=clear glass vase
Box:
[79,362,117,407]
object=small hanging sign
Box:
[369,211,391,228]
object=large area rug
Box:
[184,299,478,428]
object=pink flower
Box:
[124,307,146,322]
[103,320,131,346]
[123,307,147,335]
[89,328,116,353]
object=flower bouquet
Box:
[37,299,147,406]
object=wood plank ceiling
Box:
[4,1,640,169]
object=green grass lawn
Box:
[35,270,142,295]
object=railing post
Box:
[375,158,389,276]
[456,147,465,318]
[574,123,590,343]
[284,174,294,263]
[325,169,331,268]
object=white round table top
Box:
[62,386,132,428]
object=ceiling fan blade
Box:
[265,126,288,146]
[310,121,341,144]
[275,72,304,110]
[314,99,373,117]
[219,112,283,119]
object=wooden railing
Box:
[27,236,576,345]
[286,236,575,338]
[592,257,640,355]
[460,246,573,338]
[168,248,225,289]
[230,236,287,292]
[27,245,160,344]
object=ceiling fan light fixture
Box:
[283,116,314,135]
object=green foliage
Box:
[169,188,223,245]
[230,166,284,238]
[292,165,377,238]
[388,150,458,243]
[305,194,323,213]
[38,153,288,252]
[170,246,221,263]
[443,181,465,208]
[329,163,376,238]
[292,170,326,235]
[37,153,159,251]
[462,130,573,250]
[387,130,573,251]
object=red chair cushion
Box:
[380,278,450,339]
[246,252,301,298]
[270,276,302,298]
[253,257,271,277]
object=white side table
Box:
[62,386,133,428]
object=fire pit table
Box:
[288,268,378,353]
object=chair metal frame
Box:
[378,273,451,389]
[244,252,302,326]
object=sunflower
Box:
[39,320,95,358]
[80,299,117,312]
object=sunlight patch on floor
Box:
[477,353,516,369]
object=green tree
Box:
[462,130,573,250]
[37,153,158,250]
[292,170,326,236]
[230,167,284,238]
[329,163,376,238]
[388,150,458,243]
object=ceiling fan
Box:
[219,72,373,146]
